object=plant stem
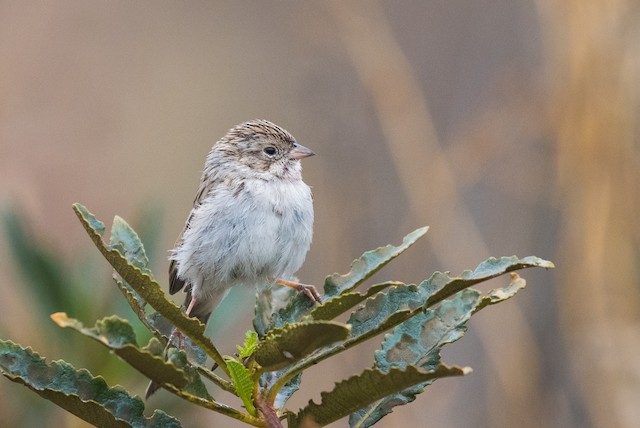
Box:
[166,385,265,427]
[255,392,284,428]
[196,364,235,394]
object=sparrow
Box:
[169,119,319,325]
[146,120,318,399]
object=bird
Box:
[168,119,319,326]
[146,119,319,399]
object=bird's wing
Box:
[169,174,213,295]
[168,258,186,295]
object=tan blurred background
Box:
[1,1,639,427]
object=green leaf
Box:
[308,282,399,321]
[0,339,181,427]
[265,288,312,331]
[473,272,527,313]
[51,313,189,391]
[276,255,554,390]
[255,321,351,372]
[423,256,553,309]
[225,359,256,416]
[166,348,212,400]
[376,288,481,371]
[350,289,481,428]
[109,215,153,276]
[112,275,166,342]
[72,203,228,375]
[108,216,170,344]
[324,227,429,298]
[290,365,470,427]
[347,283,425,339]
[237,331,259,359]
[347,256,554,344]
[271,373,301,410]
[267,227,428,331]
[348,270,536,427]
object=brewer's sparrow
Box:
[169,119,320,325]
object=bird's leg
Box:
[164,296,198,352]
[275,279,322,304]
[168,296,199,349]
[164,328,184,354]
[186,296,197,318]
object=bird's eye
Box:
[263,146,277,156]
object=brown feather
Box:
[168,259,185,294]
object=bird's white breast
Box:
[174,177,313,298]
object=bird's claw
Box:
[275,278,323,304]
[298,283,322,304]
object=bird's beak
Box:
[289,143,315,160]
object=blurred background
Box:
[1,1,639,427]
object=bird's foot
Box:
[147,328,185,399]
[275,279,322,304]
[166,328,186,353]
